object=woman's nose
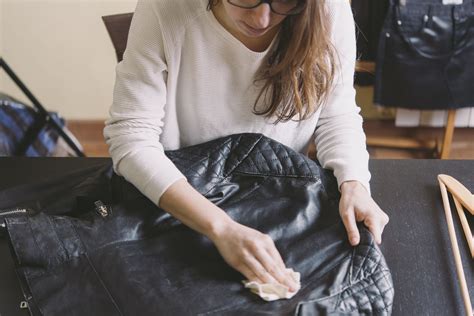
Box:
[250,3,272,28]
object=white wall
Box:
[0,1,4,57]
[0,0,137,120]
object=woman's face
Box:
[217,1,287,38]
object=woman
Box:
[104,0,389,293]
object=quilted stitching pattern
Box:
[335,239,394,314]
[167,133,319,181]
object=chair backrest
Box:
[102,13,134,62]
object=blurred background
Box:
[1,0,473,158]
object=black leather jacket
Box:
[2,134,393,315]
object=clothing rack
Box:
[353,0,457,159]
[356,59,456,159]
[0,57,85,157]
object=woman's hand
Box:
[209,220,299,292]
[339,181,389,246]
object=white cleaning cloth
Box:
[242,268,301,301]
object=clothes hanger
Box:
[438,174,474,215]
[438,175,473,315]
[438,174,474,259]
[452,195,474,258]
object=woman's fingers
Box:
[238,263,264,284]
[340,206,360,246]
[213,222,299,291]
[252,243,298,291]
[364,217,382,244]
[339,181,391,246]
[245,255,278,284]
[365,209,389,244]
[264,238,286,271]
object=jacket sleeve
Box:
[314,0,371,194]
[103,0,186,206]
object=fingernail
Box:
[350,237,359,245]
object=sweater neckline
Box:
[200,0,278,58]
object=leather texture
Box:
[374,0,474,109]
[3,133,394,315]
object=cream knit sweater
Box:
[104,0,371,206]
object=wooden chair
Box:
[355,60,456,159]
[102,13,134,62]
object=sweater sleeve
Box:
[103,0,186,206]
[314,0,371,194]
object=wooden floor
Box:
[67,120,474,159]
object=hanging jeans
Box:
[1,134,394,315]
[374,0,474,109]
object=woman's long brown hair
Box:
[208,0,337,123]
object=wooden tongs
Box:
[438,174,473,316]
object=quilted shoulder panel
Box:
[166,133,320,181]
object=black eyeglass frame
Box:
[227,0,305,16]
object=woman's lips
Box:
[241,22,270,36]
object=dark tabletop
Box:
[0,158,472,316]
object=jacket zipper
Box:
[0,208,28,216]
[0,208,29,228]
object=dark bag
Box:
[0,93,78,156]
[1,134,394,315]
[374,0,474,109]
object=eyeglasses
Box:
[227,0,305,16]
